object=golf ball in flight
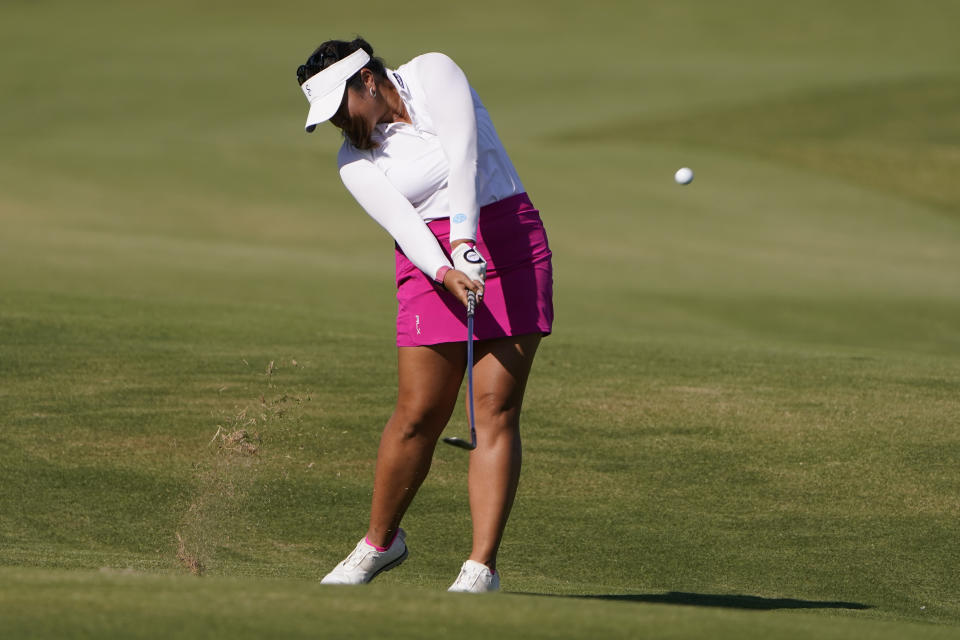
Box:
[674,167,694,185]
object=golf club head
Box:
[442,436,476,451]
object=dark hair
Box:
[296,37,389,149]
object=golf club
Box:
[443,290,477,450]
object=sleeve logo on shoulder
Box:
[452,214,467,223]
[393,72,405,89]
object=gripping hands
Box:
[444,242,486,307]
[451,243,487,284]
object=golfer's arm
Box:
[417,53,479,245]
[339,158,453,282]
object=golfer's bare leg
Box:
[467,333,541,572]
[365,343,465,547]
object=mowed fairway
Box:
[1,1,959,638]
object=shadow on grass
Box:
[520,592,872,611]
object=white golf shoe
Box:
[447,560,500,593]
[320,529,408,585]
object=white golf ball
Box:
[674,167,694,185]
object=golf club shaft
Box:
[466,291,476,447]
[441,290,478,451]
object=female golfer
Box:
[297,38,552,593]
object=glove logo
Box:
[464,249,483,264]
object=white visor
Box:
[301,48,371,132]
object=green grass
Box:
[2,0,960,637]
[7,568,960,640]
[4,567,960,640]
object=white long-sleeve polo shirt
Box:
[337,52,524,281]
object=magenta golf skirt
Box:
[395,192,553,347]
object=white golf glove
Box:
[451,243,487,285]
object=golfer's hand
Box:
[451,243,487,288]
[442,269,483,309]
